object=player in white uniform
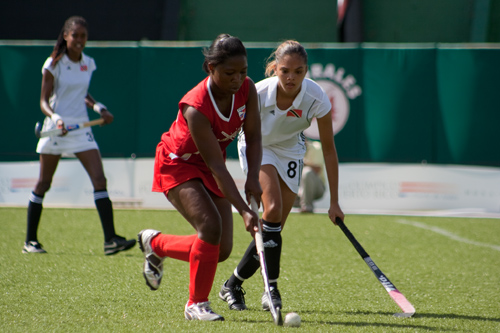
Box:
[220,40,345,311]
[23,16,136,255]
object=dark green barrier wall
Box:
[178,0,338,42]
[1,43,499,166]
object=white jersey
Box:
[240,76,331,160]
[42,53,96,122]
[238,76,331,192]
[36,53,99,155]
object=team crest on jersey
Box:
[237,105,246,120]
[286,109,302,118]
[80,65,88,71]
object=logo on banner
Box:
[304,63,362,139]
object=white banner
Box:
[1,159,499,215]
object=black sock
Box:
[228,239,260,288]
[26,192,44,243]
[94,190,115,242]
[262,220,282,284]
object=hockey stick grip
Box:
[336,217,370,259]
[36,118,106,138]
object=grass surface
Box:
[1,207,499,332]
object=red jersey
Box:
[153,76,250,197]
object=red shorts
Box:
[152,143,224,197]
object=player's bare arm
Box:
[317,112,344,224]
[242,79,263,206]
[40,70,56,118]
[85,93,114,124]
[183,106,259,233]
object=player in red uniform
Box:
[138,34,262,321]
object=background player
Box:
[137,34,262,322]
[23,16,136,255]
[295,139,326,213]
[219,40,344,311]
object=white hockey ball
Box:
[284,312,301,327]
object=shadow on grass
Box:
[291,310,499,331]
[310,321,446,331]
[340,310,500,323]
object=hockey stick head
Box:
[272,306,284,326]
[34,122,43,138]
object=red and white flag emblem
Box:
[287,109,302,117]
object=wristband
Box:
[93,102,107,114]
[51,113,62,124]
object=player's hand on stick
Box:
[241,207,259,238]
[244,178,262,207]
[328,202,344,226]
[100,109,114,125]
[52,114,68,136]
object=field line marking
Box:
[396,219,500,252]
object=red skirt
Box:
[152,143,223,197]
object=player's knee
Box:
[197,219,222,245]
[34,180,52,194]
[218,245,232,262]
[264,201,283,221]
[92,175,107,190]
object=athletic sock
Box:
[228,220,283,288]
[151,233,197,261]
[262,220,282,283]
[26,192,44,243]
[228,239,260,288]
[94,190,116,242]
[188,237,220,305]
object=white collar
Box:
[60,53,86,65]
[207,77,234,122]
[265,76,307,109]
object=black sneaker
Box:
[22,241,47,253]
[104,236,136,255]
[262,286,282,311]
[219,280,247,310]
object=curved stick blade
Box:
[34,122,42,138]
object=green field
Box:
[1,207,499,332]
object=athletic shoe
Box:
[22,241,47,254]
[262,286,282,311]
[104,235,136,255]
[184,301,224,321]
[219,280,247,310]
[137,229,163,290]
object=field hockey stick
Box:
[336,217,416,317]
[34,118,105,138]
[251,196,283,326]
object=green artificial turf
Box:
[1,207,499,332]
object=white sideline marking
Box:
[396,219,500,252]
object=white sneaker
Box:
[137,229,163,290]
[184,301,224,321]
[22,241,47,253]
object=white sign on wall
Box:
[1,159,499,215]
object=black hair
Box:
[50,16,88,67]
[202,34,247,73]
